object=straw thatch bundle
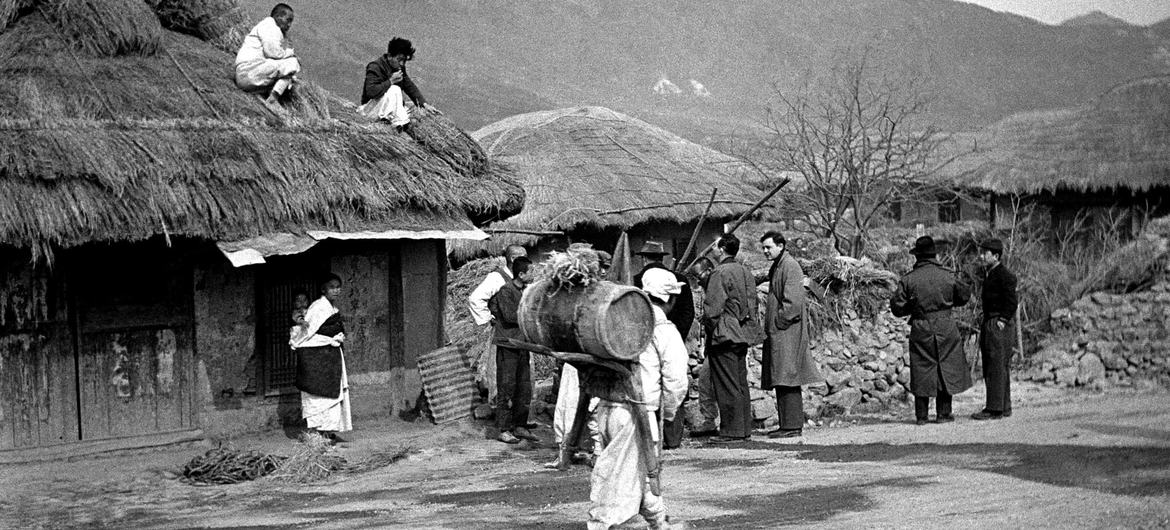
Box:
[41,0,161,56]
[800,255,899,329]
[942,75,1170,194]
[147,0,247,54]
[533,246,603,288]
[0,1,523,259]
[450,106,767,260]
[1074,215,1170,296]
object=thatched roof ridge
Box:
[455,106,764,258]
[942,75,1170,194]
[0,4,522,257]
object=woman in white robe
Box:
[290,275,352,442]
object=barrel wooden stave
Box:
[518,280,654,362]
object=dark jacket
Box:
[762,252,823,387]
[890,259,973,396]
[981,263,1018,322]
[634,262,695,339]
[361,54,426,105]
[489,279,525,343]
[702,257,763,347]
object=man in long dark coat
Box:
[972,239,1018,420]
[701,234,762,442]
[890,236,973,425]
[759,231,823,438]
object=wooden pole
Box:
[682,177,791,273]
[674,187,718,273]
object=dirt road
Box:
[2,382,1169,529]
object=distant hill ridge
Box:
[240,0,1170,141]
[1061,10,1135,28]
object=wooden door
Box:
[72,243,196,441]
[255,254,326,395]
[0,258,77,450]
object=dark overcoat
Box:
[761,252,823,388]
[890,259,973,397]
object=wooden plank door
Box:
[77,326,195,439]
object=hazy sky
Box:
[962,0,1170,25]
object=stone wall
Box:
[681,300,919,430]
[1022,281,1170,388]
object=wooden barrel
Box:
[518,279,655,362]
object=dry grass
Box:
[268,432,415,484]
[40,0,161,56]
[148,0,248,54]
[181,444,286,485]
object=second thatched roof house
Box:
[0,0,521,460]
[452,106,766,266]
[940,75,1170,230]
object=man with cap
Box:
[586,268,689,529]
[972,239,1018,420]
[890,236,973,425]
[633,241,695,448]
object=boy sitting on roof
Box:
[359,37,439,131]
[235,3,299,106]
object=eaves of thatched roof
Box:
[0,1,523,259]
[454,106,765,257]
[941,75,1170,195]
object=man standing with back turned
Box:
[890,236,973,425]
[701,234,761,443]
[972,239,1018,420]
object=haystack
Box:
[943,75,1170,195]
[449,106,766,260]
[0,0,523,260]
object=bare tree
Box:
[749,56,955,257]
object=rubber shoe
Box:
[497,431,521,444]
[708,435,749,444]
[767,428,802,438]
[971,411,1004,421]
[513,427,539,441]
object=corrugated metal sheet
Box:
[417,345,477,424]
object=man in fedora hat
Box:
[972,239,1018,420]
[890,236,973,425]
[633,240,695,449]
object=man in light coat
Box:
[759,231,824,438]
[586,268,689,530]
[235,4,299,106]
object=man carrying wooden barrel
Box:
[585,268,689,530]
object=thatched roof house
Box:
[452,106,765,262]
[0,0,522,260]
[940,76,1170,226]
[0,0,520,459]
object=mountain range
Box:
[239,0,1170,142]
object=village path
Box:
[2,382,1169,529]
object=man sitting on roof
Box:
[359,37,438,131]
[235,3,299,106]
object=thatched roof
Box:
[453,106,764,258]
[0,0,523,259]
[942,75,1170,195]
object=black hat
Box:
[635,241,667,256]
[980,239,1004,253]
[909,236,937,256]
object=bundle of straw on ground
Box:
[799,255,899,331]
[268,432,348,484]
[181,444,286,485]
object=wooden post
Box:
[674,187,718,274]
[682,177,791,273]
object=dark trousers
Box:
[915,391,953,420]
[707,342,752,438]
[775,385,804,430]
[980,319,1015,414]
[494,347,531,431]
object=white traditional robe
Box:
[234,16,300,95]
[292,297,352,433]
